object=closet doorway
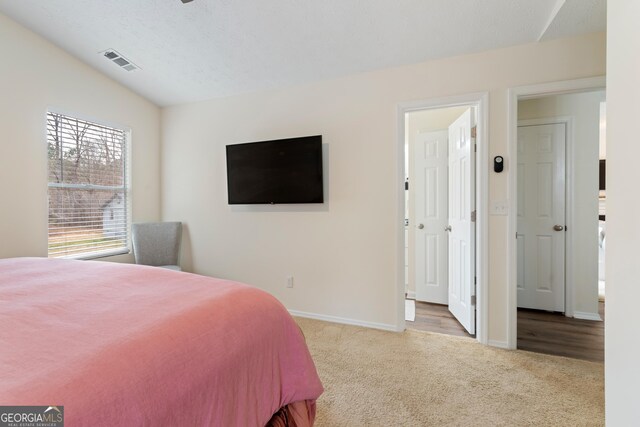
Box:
[403,104,479,338]
[510,85,606,362]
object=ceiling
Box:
[0,0,605,107]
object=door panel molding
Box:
[413,130,448,304]
[517,122,567,312]
[448,108,476,334]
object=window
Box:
[47,112,130,258]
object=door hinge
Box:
[471,210,476,222]
[472,277,477,306]
[471,126,477,138]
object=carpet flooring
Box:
[295,317,604,427]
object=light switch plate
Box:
[491,200,509,215]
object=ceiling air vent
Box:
[100,49,140,72]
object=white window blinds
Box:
[47,112,130,258]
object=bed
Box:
[0,257,323,426]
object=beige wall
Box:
[0,13,161,262]
[518,91,605,319]
[162,31,605,339]
[606,1,639,424]
[406,107,470,137]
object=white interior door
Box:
[517,123,566,312]
[447,108,476,334]
[414,130,448,304]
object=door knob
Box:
[553,225,564,231]
[416,224,424,229]
[445,225,452,232]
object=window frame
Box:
[46,109,132,260]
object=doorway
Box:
[509,83,606,361]
[398,93,488,342]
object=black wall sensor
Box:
[494,156,504,173]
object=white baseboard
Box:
[406,290,416,299]
[488,339,510,349]
[573,311,603,321]
[288,309,400,332]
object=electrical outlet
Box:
[286,276,294,288]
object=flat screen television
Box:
[226,135,323,204]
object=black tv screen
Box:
[226,135,323,204]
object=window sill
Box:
[52,248,131,261]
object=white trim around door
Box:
[506,76,606,350]
[396,92,489,345]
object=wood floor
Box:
[407,300,472,338]
[517,301,604,362]
[407,299,604,363]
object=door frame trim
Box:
[396,92,489,344]
[517,116,574,317]
[506,76,606,349]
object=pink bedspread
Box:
[0,257,323,426]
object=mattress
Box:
[0,257,323,426]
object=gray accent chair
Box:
[132,222,182,271]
